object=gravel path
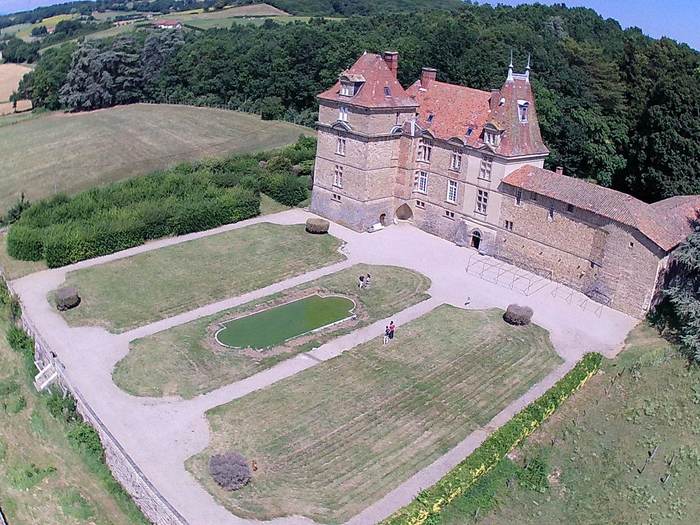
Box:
[10,209,638,525]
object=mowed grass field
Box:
[439,324,700,525]
[0,104,312,213]
[0,317,145,525]
[0,63,33,116]
[59,223,344,333]
[114,264,431,398]
[188,306,563,523]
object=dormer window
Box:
[466,127,474,137]
[338,106,348,122]
[384,86,391,97]
[484,131,501,147]
[417,139,432,162]
[340,82,356,97]
[517,100,529,123]
[427,113,434,124]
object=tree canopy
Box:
[14,2,700,203]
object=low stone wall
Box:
[5,277,188,525]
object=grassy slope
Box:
[0,317,142,525]
[114,264,431,398]
[188,306,562,523]
[59,223,344,333]
[439,324,700,524]
[0,104,312,213]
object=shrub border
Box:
[381,352,603,525]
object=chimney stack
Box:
[555,166,564,175]
[420,67,437,88]
[383,51,399,78]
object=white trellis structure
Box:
[465,253,550,296]
[466,252,606,316]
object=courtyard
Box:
[9,209,638,525]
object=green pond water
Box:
[216,294,355,349]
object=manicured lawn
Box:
[187,306,562,523]
[0,317,144,525]
[59,223,344,333]
[439,324,700,525]
[0,103,312,214]
[114,264,431,398]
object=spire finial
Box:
[525,52,531,82]
[507,49,514,82]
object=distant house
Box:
[153,19,182,29]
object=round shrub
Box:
[503,304,534,325]
[209,452,251,491]
[306,218,330,234]
[55,287,80,311]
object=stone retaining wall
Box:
[4,275,188,525]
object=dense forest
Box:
[11,2,700,203]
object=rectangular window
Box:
[336,137,346,156]
[384,86,391,97]
[417,139,432,162]
[444,210,455,220]
[479,155,493,180]
[515,189,523,206]
[505,220,514,231]
[548,204,555,221]
[450,152,462,172]
[531,191,538,201]
[446,180,458,203]
[338,106,348,122]
[416,171,428,193]
[333,165,343,188]
[566,203,574,213]
[416,200,425,209]
[331,193,341,202]
[476,189,489,214]
[340,83,353,96]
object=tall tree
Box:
[657,226,700,363]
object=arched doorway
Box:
[395,204,413,221]
[379,213,388,226]
[471,230,482,250]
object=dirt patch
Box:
[205,287,366,361]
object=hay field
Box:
[0,103,312,213]
[0,63,32,115]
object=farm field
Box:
[0,63,32,116]
[0,104,312,214]
[59,223,344,333]
[187,306,563,523]
[0,316,145,525]
[114,264,432,398]
[438,324,700,525]
[1,14,77,41]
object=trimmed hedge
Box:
[7,136,315,268]
[381,353,603,525]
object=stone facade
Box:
[311,51,697,319]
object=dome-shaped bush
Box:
[209,452,251,491]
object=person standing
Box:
[388,321,395,341]
[383,326,390,345]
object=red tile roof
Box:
[650,196,700,244]
[317,52,417,109]
[490,78,548,157]
[502,166,699,251]
[405,80,491,148]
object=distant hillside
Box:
[255,0,464,16]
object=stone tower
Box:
[310,51,418,231]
